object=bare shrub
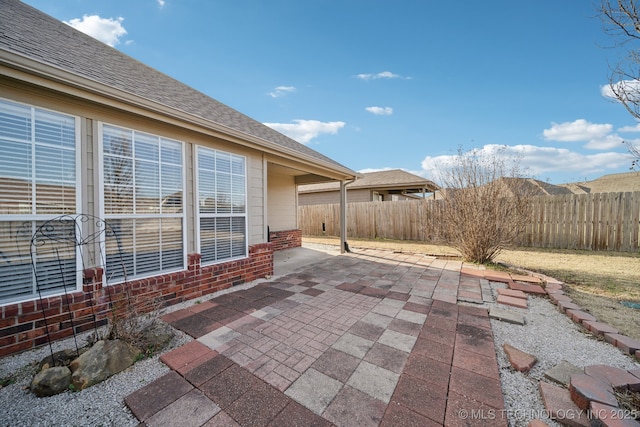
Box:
[432,147,533,264]
[105,291,169,357]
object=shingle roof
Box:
[0,0,355,176]
[298,169,439,193]
[561,171,640,194]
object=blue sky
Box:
[22,0,640,184]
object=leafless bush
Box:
[431,147,534,264]
[105,290,168,357]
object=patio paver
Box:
[125,247,506,426]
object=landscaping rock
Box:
[503,343,537,372]
[38,348,80,370]
[70,340,140,390]
[30,366,72,397]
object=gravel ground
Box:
[0,281,263,427]
[1,254,638,427]
[489,282,640,427]
[0,321,190,427]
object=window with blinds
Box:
[101,124,185,283]
[0,98,80,304]
[196,147,247,264]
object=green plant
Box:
[0,375,15,387]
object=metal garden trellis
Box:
[29,214,128,364]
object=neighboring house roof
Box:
[433,177,573,200]
[434,172,640,199]
[298,169,439,193]
[0,0,355,180]
[499,178,574,196]
[560,171,640,194]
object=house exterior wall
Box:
[299,188,422,205]
[298,190,340,206]
[267,171,297,232]
[0,78,277,356]
[299,188,371,205]
[349,189,373,203]
[269,229,302,251]
[0,244,272,357]
[248,156,267,245]
[0,81,268,245]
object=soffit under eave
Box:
[353,182,439,192]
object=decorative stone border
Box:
[480,268,640,427]
[542,278,640,426]
[542,280,640,361]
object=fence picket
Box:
[298,191,640,252]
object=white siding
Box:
[299,188,370,205]
[267,171,296,231]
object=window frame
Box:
[97,123,187,285]
[195,146,248,266]
[0,97,82,305]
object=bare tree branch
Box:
[600,0,640,167]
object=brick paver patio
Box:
[125,248,507,426]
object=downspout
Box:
[340,178,356,253]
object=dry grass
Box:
[303,236,640,341]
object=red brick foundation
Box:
[0,243,273,357]
[269,229,302,251]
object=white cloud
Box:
[157,0,166,8]
[584,134,624,150]
[618,123,640,132]
[601,80,640,101]
[263,119,345,144]
[365,106,393,116]
[65,15,127,47]
[420,144,632,183]
[268,86,296,98]
[543,119,612,142]
[356,71,409,80]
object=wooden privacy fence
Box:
[298,191,640,252]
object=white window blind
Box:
[0,98,79,304]
[196,147,247,264]
[102,124,185,283]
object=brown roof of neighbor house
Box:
[298,169,439,193]
[502,178,575,196]
[0,0,356,179]
[560,171,640,194]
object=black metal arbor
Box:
[29,214,128,363]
